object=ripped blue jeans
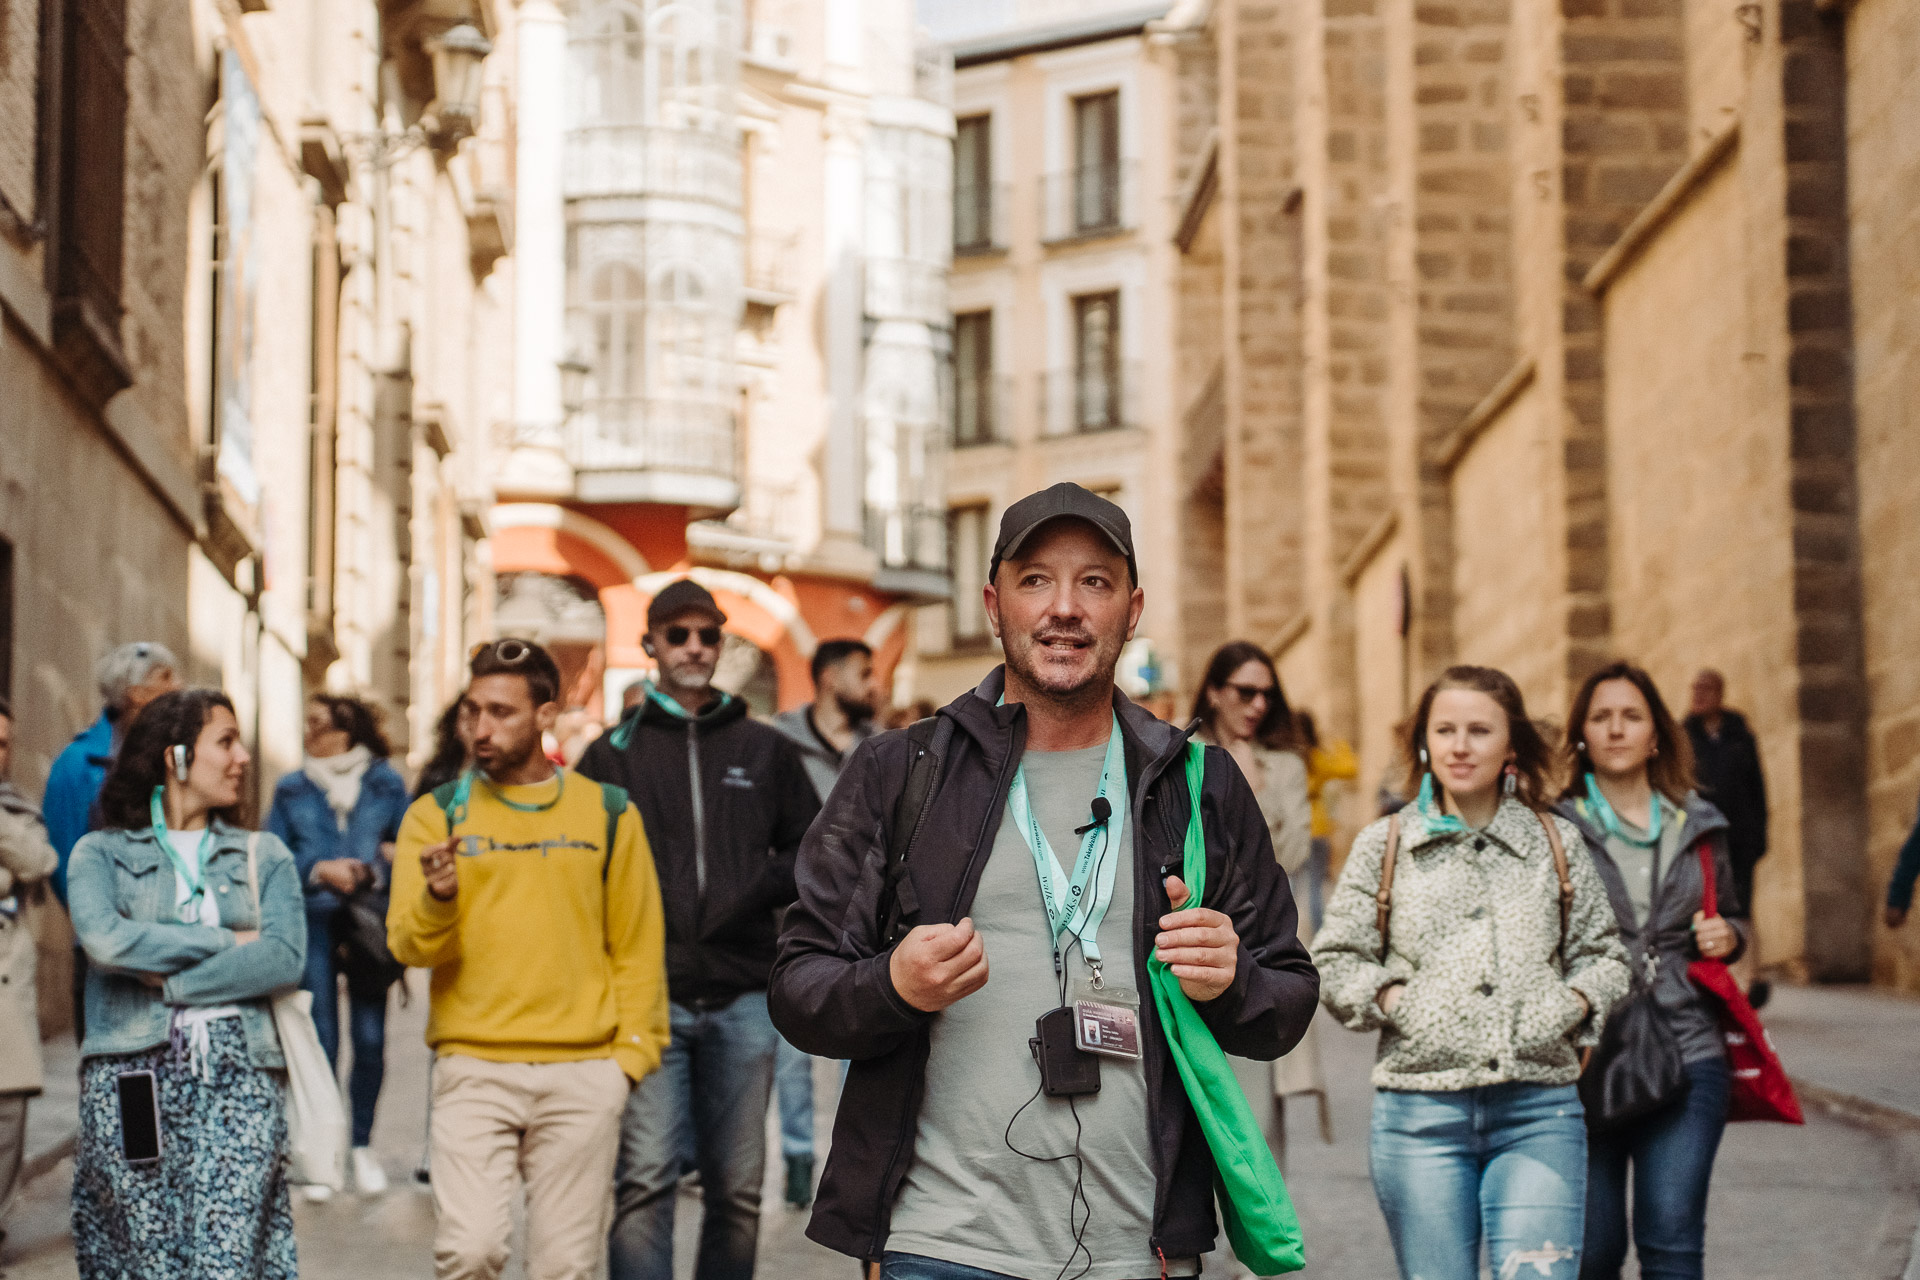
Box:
[1370,1082,1587,1280]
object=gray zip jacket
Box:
[1314,798,1630,1091]
[771,705,874,804]
[1553,791,1747,1064]
[67,821,306,1067]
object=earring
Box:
[1650,746,1659,759]
[1418,747,1429,766]
[1502,764,1518,798]
[1575,741,1586,753]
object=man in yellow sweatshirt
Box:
[390,639,669,1280]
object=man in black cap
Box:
[578,578,822,1280]
[770,483,1318,1280]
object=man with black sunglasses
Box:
[577,577,822,1280]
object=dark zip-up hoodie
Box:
[577,692,821,1006]
[769,668,1321,1263]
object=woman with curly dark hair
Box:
[266,693,410,1197]
[1315,666,1629,1280]
[67,689,306,1279]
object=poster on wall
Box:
[216,48,261,507]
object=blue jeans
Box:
[879,1255,1164,1280]
[1581,1056,1731,1280]
[774,1034,814,1161]
[1370,1083,1587,1280]
[302,915,386,1147]
[608,992,778,1280]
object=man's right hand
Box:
[889,918,988,1013]
[420,838,460,902]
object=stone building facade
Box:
[492,0,954,716]
[1166,0,1919,989]
[1,0,509,1029]
[911,1,1185,707]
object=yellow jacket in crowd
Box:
[388,770,669,1082]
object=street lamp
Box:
[424,24,494,146]
[558,353,592,417]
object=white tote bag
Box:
[246,835,349,1190]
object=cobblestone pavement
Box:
[2,987,1913,1279]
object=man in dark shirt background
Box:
[1686,668,1770,1004]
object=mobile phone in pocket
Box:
[116,1070,162,1165]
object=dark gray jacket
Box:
[769,668,1320,1264]
[1553,792,1748,1063]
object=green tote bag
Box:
[1146,741,1306,1275]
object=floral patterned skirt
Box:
[73,1018,297,1280]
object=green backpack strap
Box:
[1147,740,1306,1274]
[598,783,630,882]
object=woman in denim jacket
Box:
[67,689,305,1280]
[267,693,408,1196]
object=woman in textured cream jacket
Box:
[1313,665,1628,1280]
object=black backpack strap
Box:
[878,716,954,947]
[599,783,630,882]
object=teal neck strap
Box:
[1005,712,1129,975]
[1583,774,1662,848]
[150,787,217,923]
[445,767,565,827]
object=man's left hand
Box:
[1157,875,1238,1003]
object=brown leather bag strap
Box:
[1536,812,1573,956]
[1375,813,1402,957]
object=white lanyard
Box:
[1007,716,1128,978]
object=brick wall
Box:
[1556,0,1689,686]
[1847,0,1920,989]
[0,0,37,223]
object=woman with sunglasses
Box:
[65,689,306,1280]
[1188,642,1327,1193]
[1554,662,1744,1280]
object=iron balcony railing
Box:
[865,502,949,575]
[865,256,948,325]
[952,180,1010,255]
[1042,360,1144,436]
[567,396,738,480]
[1039,161,1137,243]
[951,371,1014,447]
[564,124,740,205]
[744,229,798,301]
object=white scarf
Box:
[303,744,373,830]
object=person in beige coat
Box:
[1189,643,1331,1182]
[0,698,59,1237]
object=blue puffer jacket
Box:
[67,821,306,1067]
[266,759,410,920]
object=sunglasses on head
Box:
[471,638,536,663]
[664,625,723,649]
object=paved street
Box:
[2,981,1915,1279]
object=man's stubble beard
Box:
[1003,627,1126,712]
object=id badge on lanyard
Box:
[1009,715,1142,1061]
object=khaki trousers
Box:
[430,1053,629,1280]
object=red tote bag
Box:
[1687,844,1804,1124]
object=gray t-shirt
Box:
[888,743,1197,1280]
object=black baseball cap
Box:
[646,578,728,630]
[989,483,1137,585]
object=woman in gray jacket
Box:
[1314,665,1629,1280]
[1555,662,1744,1280]
[66,689,306,1280]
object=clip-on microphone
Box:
[1074,797,1112,836]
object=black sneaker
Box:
[784,1154,814,1210]
[1747,978,1772,1010]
